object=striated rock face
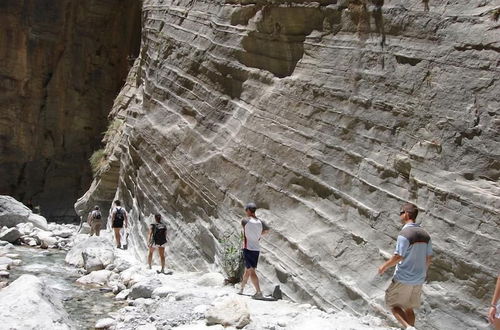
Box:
[78,0,500,328]
[0,0,141,222]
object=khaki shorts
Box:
[385,280,423,310]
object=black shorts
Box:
[112,218,124,228]
[243,248,260,269]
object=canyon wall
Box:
[0,0,141,221]
[77,0,500,328]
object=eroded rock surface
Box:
[77,0,500,328]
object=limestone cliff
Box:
[0,0,141,221]
[77,0,500,328]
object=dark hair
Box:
[402,203,418,221]
[94,205,100,210]
[114,200,121,206]
[154,214,161,221]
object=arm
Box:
[262,220,270,235]
[378,235,408,275]
[124,212,128,228]
[378,254,403,275]
[426,255,432,269]
[147,226,153,246]
[489,275,500,323]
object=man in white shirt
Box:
[238,202,269,298]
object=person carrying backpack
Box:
[111,200,128,248]
[147,214,168,273]
[87,205,102,236]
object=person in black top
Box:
[147,214,168,273]
[111,200,128,248]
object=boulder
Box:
[16,222,34,235]
[129,278,162,299]
[0,241,9,246]
[0,271,9,278]
[0,274,71,329]
[0,196,48,230]
[95,318,115,329]
[0,228,21,243]
[152,286,176,298]
[65,236,114,269]
[206,296,250,329]
[82,251,105,273]
[27,213,48,231]
[115,288,131,300]
[0,257,14,266]
[76,269,113,286]
[79,223,91,235]
[196,272,225,287]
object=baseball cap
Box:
[245,202,257,211]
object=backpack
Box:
[92,211,102,220]
[115,207,124,221]
[152,222,167,245]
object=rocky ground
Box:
[69,232,396,330]
[0,195,397,329]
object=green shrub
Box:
[103,118,124,141]
[89,149,106,177]
[219,232,244,283]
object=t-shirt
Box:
[90,210,101,221]
[393,223,432,285]
[241,217,269,251]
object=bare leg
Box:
[240,269,251,293]
[147,247,154,269]
[113,228,121,248]
[158,247,166,272]
[391,307,411,329]
[493,317,500,330]
[249,268,262,294]
[95,224,101,236]
[405,308,415,326]
[89,222,95,236]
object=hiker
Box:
[378,202,432,330]
[87,205,102,236]
[147,214,168,273]
[110,200,128,248]
[489,274,500,329]
[238,202,269,299]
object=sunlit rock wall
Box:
[77,0,500,328]
[0,0,141,221]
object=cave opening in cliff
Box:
[0,0,142,223]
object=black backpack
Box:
[93,211,102,220]
[152,222,167,245]
[115,208,124,221]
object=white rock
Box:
[175,322,224,330]
[0,196,31,227]
[11,259,22,266]
[136,324,156,330]
[115,288,131,300]
[0,264,9,271]
[196,272,225,287]
[27,213,48,230]
[79,223,91,235]
[0,271,9,278]
[16,222,34,235]
[0,240,9,246]
[76,269,113,286]
[0,274,71,329]
[95,317,115,329]
[0,257,14,266]
[205,296,250,328]
[0,228,21,243]
[152,286,176,298]
[5,253,19,259]
[65,236,114,269]
[52,229,73,238]
[129,278,162,299]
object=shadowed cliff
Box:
[0,0,141,222]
